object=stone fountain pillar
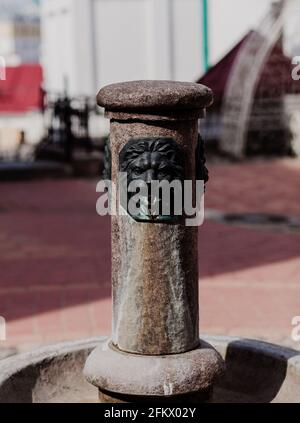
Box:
[84,80,225,402]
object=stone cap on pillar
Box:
[97,80,213,121]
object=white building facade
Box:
[41,0,275,98]
[41,0,206,97]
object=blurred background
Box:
[0,0,299,357]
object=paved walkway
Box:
[0,158,299,353]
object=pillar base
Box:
[84,340,225,403]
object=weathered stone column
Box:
[84,81,224,402]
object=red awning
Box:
[0,64,43,113]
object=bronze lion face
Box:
[119,137,184,223]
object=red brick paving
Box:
[206,158,300,217]
[0,158,299,352]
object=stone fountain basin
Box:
[0,335,299,403]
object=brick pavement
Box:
[0,158,299,353]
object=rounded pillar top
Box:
[97,80,213,113]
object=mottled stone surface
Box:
[87,80,220,399]
[1,336,300,403]
[106,109,205,122]
[0,348,17,361]
[102,82,212,354]
[98,80,213,112]
[0,338,103,403]
[110,118,199,354]
[84,339,224,397]
[114,219,199,354]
